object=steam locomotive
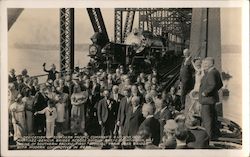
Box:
[87,30,183,74]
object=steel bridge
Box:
[8,8,221,74]
[7,8,241,148]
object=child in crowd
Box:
[35,100,57,138]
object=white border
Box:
[1,0,249,157]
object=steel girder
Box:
[114,9,123,43]
[87,8,109,43]
[60,8,74,75]
[113,8,192,44]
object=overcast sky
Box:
[8,8,242,47]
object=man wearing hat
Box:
[160,119,177,149]
[9,69,17,83]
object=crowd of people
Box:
[8,48,223,149]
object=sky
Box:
[8,8,242,47]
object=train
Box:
[87,29,184,74]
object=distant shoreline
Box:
[10,43,241,54]
[12,43,90,51]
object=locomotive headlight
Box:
[89,44,98,56]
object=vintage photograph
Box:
[5,6,244,152]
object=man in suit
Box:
[110,85,123,121]
[131,85,144,104]
[123,96,144,136]
[154,99,172,142]
[168,86,182,112]
[90,76,101,113]
[116,88,132,136]
[127,65,136,83]
[199,57,223,139]
[97,89,116,136]
[179,49,195,109]
[139,103,160,146]
[33,84,48,135]
[113,68,122,85]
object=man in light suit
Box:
[179,49,195,108]
[123,96,144,136]
[199,57,223,139]
[97,89,116,136]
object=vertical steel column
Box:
[114,9,123,43]
[189,8,208,59]
[146,9,153,32]
[189,8,221,70]
[207,8,221,71]
[139,10,145,31]
[60,8,74,75]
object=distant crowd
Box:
[8,48,223,149]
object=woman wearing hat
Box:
[10,94,27,141]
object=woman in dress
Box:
[22,90,35,135]
[70,84,88,135]
[186,58,204,117]
[10,94,27,141]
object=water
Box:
[221,52,242,127]
[8,47,90,83]
[8,46,242,126]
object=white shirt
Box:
[133,105,139,113]
[127,96,132,104]
[146,115,154,119]
[39,107,57,122]
[160,106,168,114]
[113,93,118,101]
